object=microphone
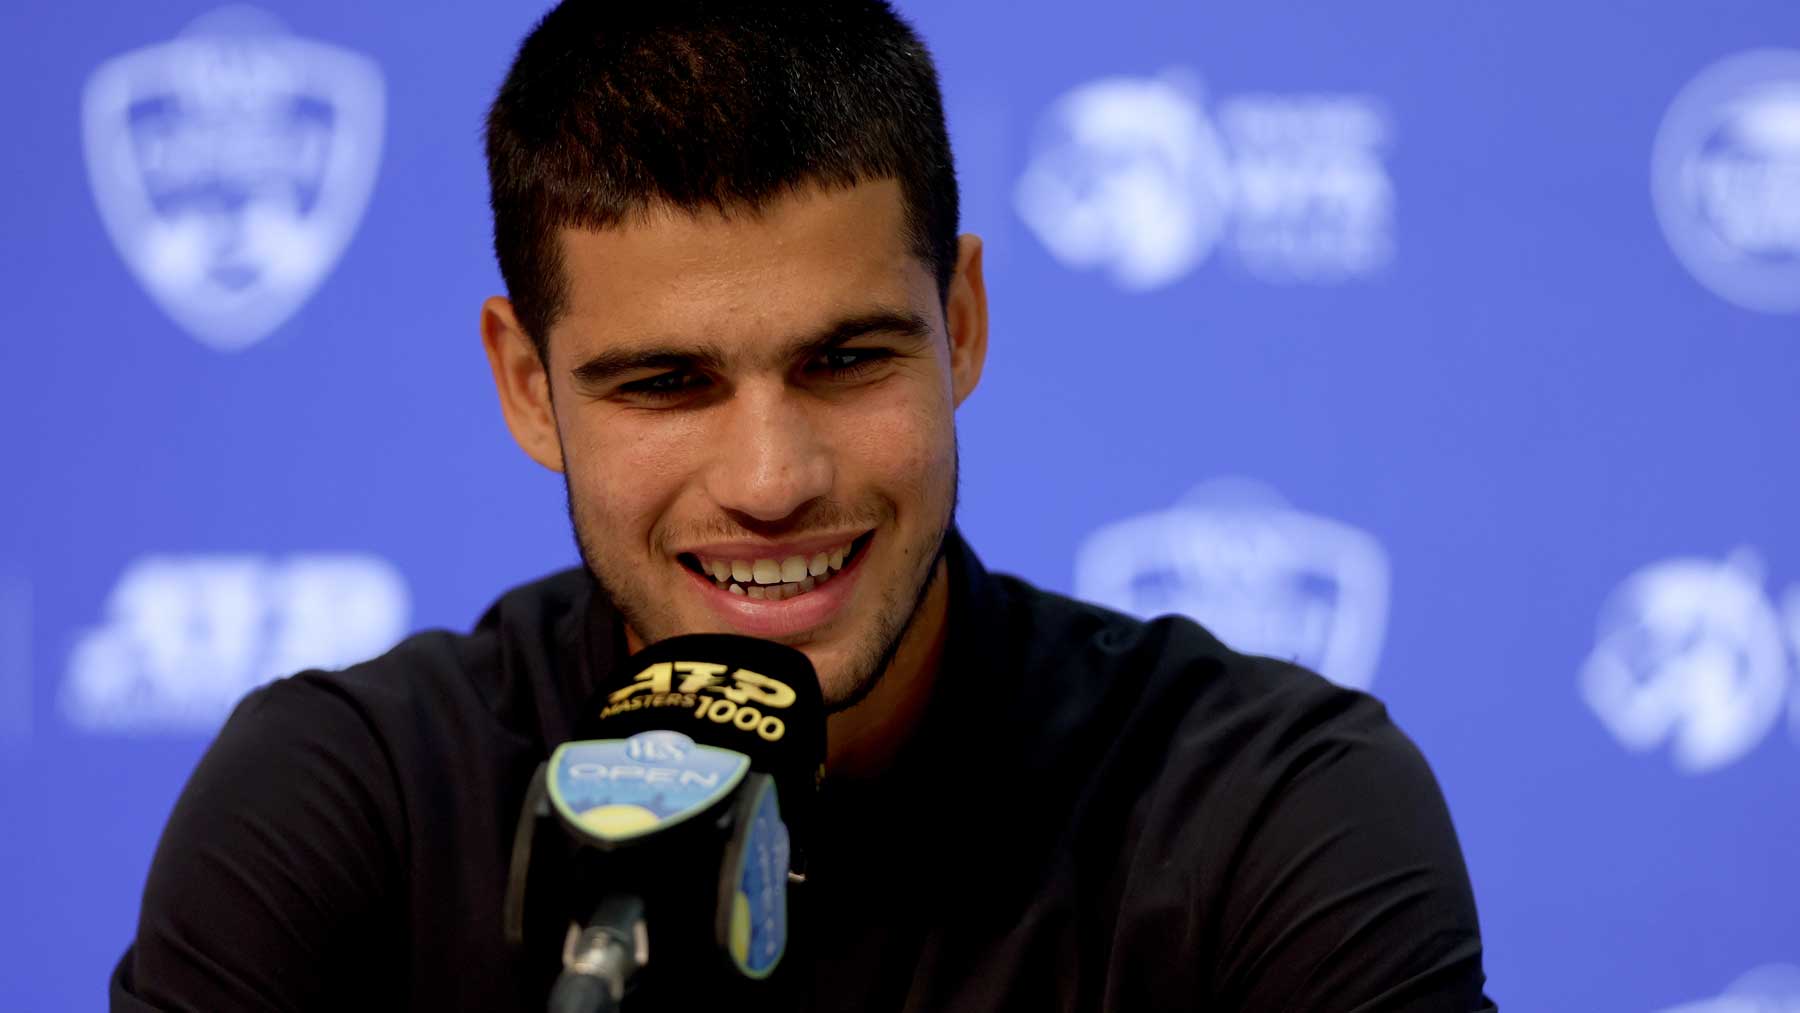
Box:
[504,634,825,1011]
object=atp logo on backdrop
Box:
[1658,964,1800,1013]
[1074,479,1390,690]
[60,554,409,732]
[1581,550,1800,773]
[1651,49,1800,314]
[1015,71,1394,291]
[81,7,386,351]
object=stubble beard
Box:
[563,446,958,714]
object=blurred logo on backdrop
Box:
[60,554,409,732]
[1015,71,1393,291]
[1582,550,1800,773]
[81,7,386,351]
[1658,964,1800,1013]
[1652,49,1800,315]
[1074,479,1389,690]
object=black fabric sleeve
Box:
[1207,679,1494,1012]
[116,674,405,1012]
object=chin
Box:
[793,645,857,703]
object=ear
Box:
[944,234,989,407]
[481,296,565,473]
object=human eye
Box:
[809,347,892,380]
[617,370,711,402]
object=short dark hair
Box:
[484,0,960,357]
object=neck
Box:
[825,554,950,780]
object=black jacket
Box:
[113,533,1494,1011]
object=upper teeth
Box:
[700,542,853,587]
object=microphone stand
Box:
[547,894,648,1013]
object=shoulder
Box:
[151,563,600,910]
[268,565,597,745]
[987,577,1488,1006]
[996,572,1441,844]
[989,571,1378,761]
[330,564,593,692]
[156,563,596,844]
[967,569,1418,867]
[126,567,599,1007]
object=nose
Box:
[704,381,833,525]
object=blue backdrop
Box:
[5,2,1799,1009]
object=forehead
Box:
[549,179,935,360]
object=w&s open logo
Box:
[1016,71,1394,292]
[81,7,385,351]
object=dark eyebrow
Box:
[568,307,933,390]
[787,309,934,361]
[570,345,728,390]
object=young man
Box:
[114,2,1494,1009]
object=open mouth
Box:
[678,532,872,601]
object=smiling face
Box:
[482,180,987,710]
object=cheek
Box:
[561,411,709,539]
[832,380,956,505]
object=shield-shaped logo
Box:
[81,7,385,351]
[549,734,751,846]
[1074,478,1391,690]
